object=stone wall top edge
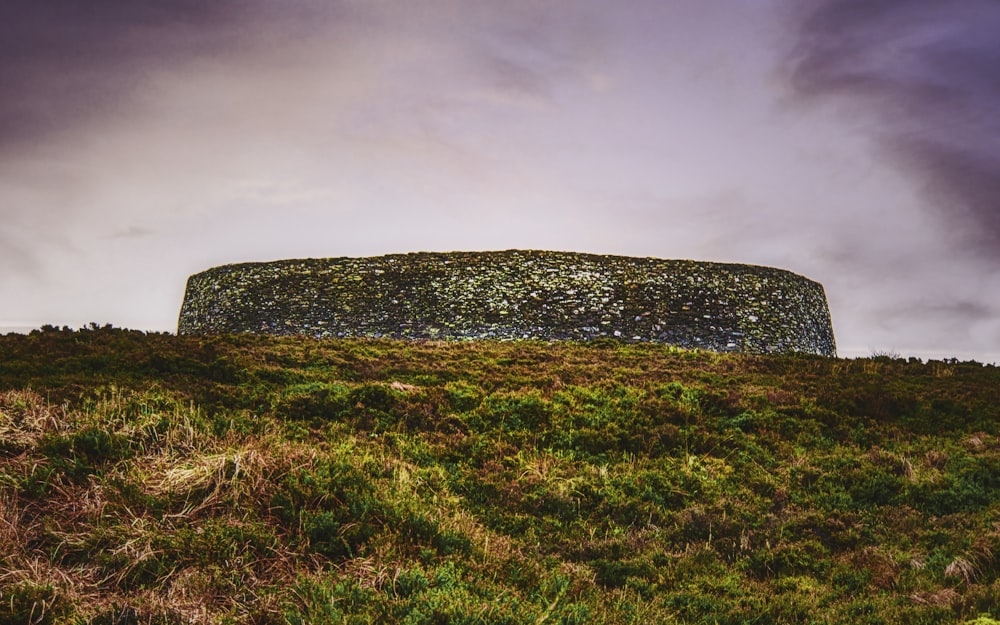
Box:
[185,250,825,288]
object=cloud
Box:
[882,299,996,325]
[785,0,1000,257]
[0,230,38,278]
[0,1,250,151]
[107,226,157,240]
[0,1,351,275]
[0,0,612,275]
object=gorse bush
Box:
[0,327,999,623]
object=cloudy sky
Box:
[2,1,999,362]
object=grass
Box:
[0,325,999,623]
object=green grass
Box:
[1,326,999,623]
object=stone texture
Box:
[177,250,837,356]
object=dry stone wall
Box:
[178,250,837,356]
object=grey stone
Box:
[177,250,836,356]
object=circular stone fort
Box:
[178,250,835,355]
[178,251,836,355]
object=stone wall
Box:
[177,250,837,356]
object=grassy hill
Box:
[2,326,1000,624]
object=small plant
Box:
[870,349,902,360]
[945,556,979,585]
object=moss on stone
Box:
[177,250,836,356]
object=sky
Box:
[2,0,999,362]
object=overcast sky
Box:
[2,1,999,362]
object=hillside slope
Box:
[1,327,999,624]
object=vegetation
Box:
[1,325,999,624]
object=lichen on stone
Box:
[177,250,837,356]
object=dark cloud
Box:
[786,0,1000,256]
[891,136,1000,244]
[0,1,254,152]
[879,299,996,325]
[0,1,257,278]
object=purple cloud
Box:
[0,1,252,152]
[787,0,1000,256]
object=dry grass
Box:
[0,390,66,449]
[925,449,950,470]
[0,493,100,623]
[140,445,277,517]
[0,390,314,623]
[945,556,979,585]
[910,588,960,607]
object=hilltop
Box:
[1,326,999,624]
